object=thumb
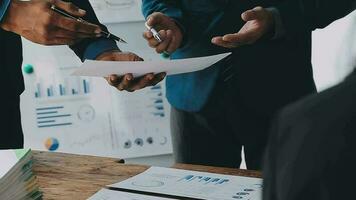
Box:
[241,6,264,22]
[147,12,166,27]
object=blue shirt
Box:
[0,0,118,60]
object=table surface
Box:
[32,151,262,200]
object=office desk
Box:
[32,151,262,200]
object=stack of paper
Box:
[90,167,262,200]
[0,149,42,200]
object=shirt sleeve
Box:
[83,38,120,60]
[266,7,286,40]
[0,0,11,22]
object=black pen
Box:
[51,5,127,44]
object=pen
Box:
[51,5,127,44]
[145,22,170,58]
[145,22,162,43]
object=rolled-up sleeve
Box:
[0,0,11,22]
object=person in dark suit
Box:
[224,0,356,199]
[263,69,356,200]
[0,0,163,149]
[142,0,317,170]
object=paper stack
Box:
[0,149,42,200]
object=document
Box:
[89,188,177,200]
[109,167,262,200]
[72,53,231,77]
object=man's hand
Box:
[212,7,274,48]
[0,0,101,45]
[143,12,183,54]
[98,51,166,92]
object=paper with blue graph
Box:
[72,53,231,77]
[89,188,177,200]
[109,167,262,200]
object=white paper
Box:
[0,151,18,179]
[110,167,263,200]
[88,188,177,200]
[72,53,231,77]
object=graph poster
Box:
[89,0,145,24]
[20,41,172,159]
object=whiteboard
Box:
[20,37,172,159]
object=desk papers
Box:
[109,167,262,200]
[0,149,42,200]
[89,188,178,200]
[72,53,231,77]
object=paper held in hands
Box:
[72,53,231,77]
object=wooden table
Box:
[33,151,262,200]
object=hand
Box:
[212,7,274,48]
[0,0,101,45]
[98,51,166,92]
[143,12,183,54]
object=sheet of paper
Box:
[109,167,263,200]
[72,53,231,77]
[89,188,177,200]
[0,149,30,179]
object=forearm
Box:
[69,0,119,60]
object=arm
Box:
[277,0,356,35]
[71,0,166,92]
[212,0,356,48]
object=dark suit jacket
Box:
[0,0,115,149]
[143,0,316,114]
[263,3,356,200]
[263,70,356,200]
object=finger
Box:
[107,74,123,86]
[53,0,87,17]
[150,72,166,86]
[241,6,264,22]
[222,33,242,43]
[143,31,153,39]
[53,12,101,35]
[166,30,179,53]
[52,28,95,39]
[146,12,165,27]
[147,30,166,49]
[156,30,172,53]
[117,74,134,91]
[144,30,160,47]
[211,37,239,48]
[131,73,155,91]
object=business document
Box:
[109,167,262,200]
[72,53,231,77]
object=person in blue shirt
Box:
[142,0,317,170]
[0,0,164,149]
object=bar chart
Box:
[179,175,230,185]
[34,77,91,99]
[149,85,165,118]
